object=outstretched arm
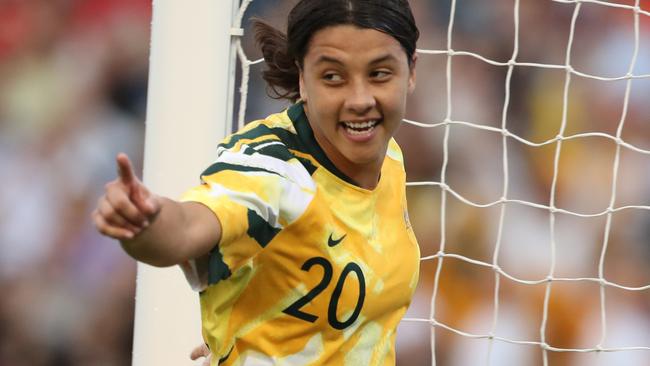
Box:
[92,153,221,267]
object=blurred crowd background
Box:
[0,0,148,365]
[1,0,649,365]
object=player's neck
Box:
[320,144,383,190]
[316,136,383,190]
[339,160,382,190]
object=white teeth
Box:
[346,125,376,135]
[341,120,379,136]
[343,120,378,129]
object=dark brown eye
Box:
[323,72,343,82]
[370,70,391,80]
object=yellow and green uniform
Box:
[181,103,420,366]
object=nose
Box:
[344,80,376,115]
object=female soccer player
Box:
[93,0,420,364]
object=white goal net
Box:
[230,1,650,365]
[230,0,650,365]
[140,0,650,365]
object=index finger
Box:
[116,153,136,185]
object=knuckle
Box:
[92,211,104,225]
[113,200,130,214]
[99,203,116,219]
[93,213,106,228]
[104,181,116,190]
[115,202,143,223]
[97,225,109,236]
[104,214,120,227]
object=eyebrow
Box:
[368,54,399,65]
[314,55,344,66]
[313,53,399,66]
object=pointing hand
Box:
[92,153,161,240]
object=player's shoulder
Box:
[204,107,317,188]
[218,108,297,160]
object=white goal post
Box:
[133,1,240,365]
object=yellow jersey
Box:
[181,103,420,365]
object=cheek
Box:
[305,89,341,129]
[380,86,408,116]
[312,90,340,117]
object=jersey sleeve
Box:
[179,136,316,291]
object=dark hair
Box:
[253,0,419,101]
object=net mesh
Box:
[230,0,650,364]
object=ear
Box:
[408,53,417,94]
[298,63,307,103]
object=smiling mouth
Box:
[341,119,381,135]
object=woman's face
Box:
[299,24,416,177]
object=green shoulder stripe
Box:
[246,209,280,248]
[201,162,283,178]
[215,103,362,183]
[217,114,319,176]
[207,248,232,286]
[220,123,290,152]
